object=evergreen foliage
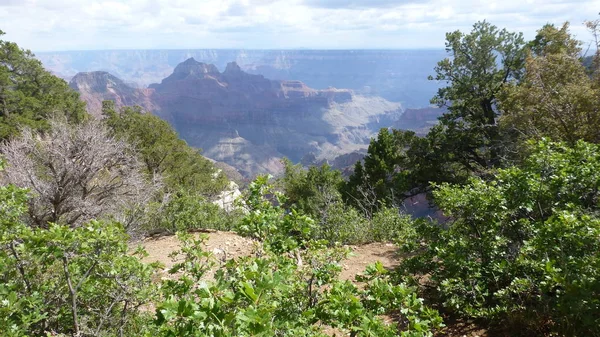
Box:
[102,102,228,196]
[0,30,87,139]
[344,129,433,210]
[500,23,600,145]
[427,21,526,174]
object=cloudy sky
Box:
[0,0,597,51]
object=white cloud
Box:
[0,0,598,51]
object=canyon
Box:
[69,58,434,177]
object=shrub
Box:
[1,118,158,230]
[153,234,443,337]
[143,191,243,234]
[370,206,415,243]
[400,139,600,336]
[0,182,157,336]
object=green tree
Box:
[350,128,402,208]
[346,23,526,214]
[281,158,344,217]
[345,129,421,211]
[428,21,526,173]
[585,13,600,79]
[344,128,440,215]
[0,30,87,139]
[500,23,600,145]
[103,102,228,195]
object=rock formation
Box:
[71,58,403,177]
[392,106,446,135]
[69,71,156,117]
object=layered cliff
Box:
[392,106,445,135]
[152,58,355,124]
[71,58,403,177]
[69,71,156,117]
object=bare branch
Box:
[1,117,161,232]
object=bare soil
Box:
[139,231,401,281]
[339,242,401,281]
[140,230,257,272]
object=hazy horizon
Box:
[35,47,447,53]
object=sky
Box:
[0,0,598,51]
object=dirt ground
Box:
[140,230,257,272]
[139,231,401,281]
[339,242,401,281]
[138,231,486,337]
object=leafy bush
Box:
[154,233,442,337]
[237,175,315,253]
[370,206,415,243]
[155,232,344,337]
[313,203,414,245]
[0,182,157,336]
[143,191,243,233]
[280,159,344,217]
[150,175,442,336]
[315,200,369,244]
[400,139,600,336]
[280,164,415,245]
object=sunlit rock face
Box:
[69,71,156,117]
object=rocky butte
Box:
[69,71,156,118]
[71,58,405,177]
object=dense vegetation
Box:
[0,30,87,140]
[1,15,600,337]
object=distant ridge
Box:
[69,71,156,117]
[38,49,445,108]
